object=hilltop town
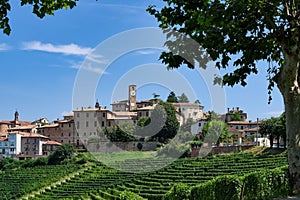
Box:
[0,84,265,160]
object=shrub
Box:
[119,190,144,200]
[0,157,20,170]
[242,166,290,200]
[34,157,48,166]
[48,144,75,165]
[164,183,190,200]
[214,175,241,200]
[190,180,215,200]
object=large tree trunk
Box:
[276,50,300,193]
[284,93,300,193]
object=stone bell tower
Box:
[128,84,137,111]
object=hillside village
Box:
[0,84,265,160]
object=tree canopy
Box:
[166,91,178,103]
[148,0,300,192]
[0,0,78,35]
[230,112,242,121]
[177,93,189,103]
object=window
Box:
[61,133,63,137]
[236,126,238,129]
[94,112,97,117]
[86,113,89,118]
[101,121,105,127]
[77,121,80,129]
[94,121,97,127]
[10,148,14,152]
[241,126,244,130]
[84,132,86,136]
[69,140,71,143]
[61,140,63,143]
[146,112,149,117]
[69,133,71,137]
[90,132,92,136]
[108,121,111,127]
[103,113,106,118]
[199,123,202,127]
[61,124,64,128]
[77,113,80,117]
[86,121,89,127]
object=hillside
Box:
[0,148,288,200]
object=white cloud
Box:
[135,49,160,55]
[0,43,11,51]
[21,41,92,56]
[86,53,108,64]
[69,62,108,74]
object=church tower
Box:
[128,85,137,111]
[14,110,19,122]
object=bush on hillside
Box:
[185,166,290,200]
[48,144,75,165]
[164,183,190,200]
[119,190,144,200]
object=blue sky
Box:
[0,0,284,122]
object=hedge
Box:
[176,166,289,200]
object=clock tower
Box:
[129,84,137,111]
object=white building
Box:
[0,132,22,158]
[172,103,204,123]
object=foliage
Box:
[164,183,190,200]
[242,166,290,200]
[230,112,242,121]
[0,157,20,170]
[207,111,218,121]
[48,144,75,165]
[194,99,201,104]
[151,101,180,143]
[103,126,136,142]
[180,118,194,133]
[191,179,215,200]
[166,91,178,103]
[215,175,241,200]
[202,120,230,146]
[0,0,78,35]
[190,166,289,200]
[147,0,300,190]
[260,114,286,148]
[157,131,194,158]
[177,93,189,103]
[119,122,136,136]
[119,190,145,200]
[137,116,150,127]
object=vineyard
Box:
[0,151,288,200]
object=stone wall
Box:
[191,145,255,157]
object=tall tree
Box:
[166,91,178,103]
[177,93,189,103]
[202,120,229,146]
[148,1,300,191]
[0,0,78,35]
[152,101,180,143]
